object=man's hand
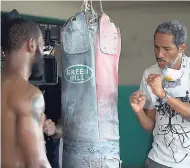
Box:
[146,74,165,99]
[129,90,146,113]
[43,117,56,136]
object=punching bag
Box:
[61,3,121,168]
[95,13,121,167]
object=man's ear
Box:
[179,43,187,53]
[27,38,37,53]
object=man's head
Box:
[153,20,187,69]
[2,18,44,77]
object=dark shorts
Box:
[145,158,171,168]
[45,137,60,168]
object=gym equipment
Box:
[61,1,121,167]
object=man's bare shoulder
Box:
[13,80,45,119]
[2,75,41,100]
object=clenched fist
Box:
[43,117,56,136]
[146,74,165,98]
[129,90,146,113]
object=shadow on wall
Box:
[118,85,153,168]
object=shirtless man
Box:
[1,18,51,168]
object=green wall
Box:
[118,85,153,168]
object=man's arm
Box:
[135,108,156,132]
[146,73,190,120]
[136,70,156,132]
[17,90,51,168]
[159,91,190,119]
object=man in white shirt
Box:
[129,20,190,168]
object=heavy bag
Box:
[61,11,121,168]
[95,13,121,167]
[61,12,99,167]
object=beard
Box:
[156,54,181,70]
[31,47,44,77]
[156,57,168,69]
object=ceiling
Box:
[55,1,190,10]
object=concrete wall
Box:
[106,2,190,85]
[1,1,80,19]
[2,1,190,84]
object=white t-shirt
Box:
[140,55,190,168]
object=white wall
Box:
[2,1,190,85]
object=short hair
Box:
[1,18,41,53]
[154,20,188,47]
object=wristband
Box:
[52,124,63,138]
[161,91,171,105]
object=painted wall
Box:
[106,2,190,85]
[2,1,190,167]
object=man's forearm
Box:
[167,97,190,119]
[135,110,155,132]
[159,91,190,119]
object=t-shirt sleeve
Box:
[139,71,154,109]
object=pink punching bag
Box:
[95,13,121,167]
